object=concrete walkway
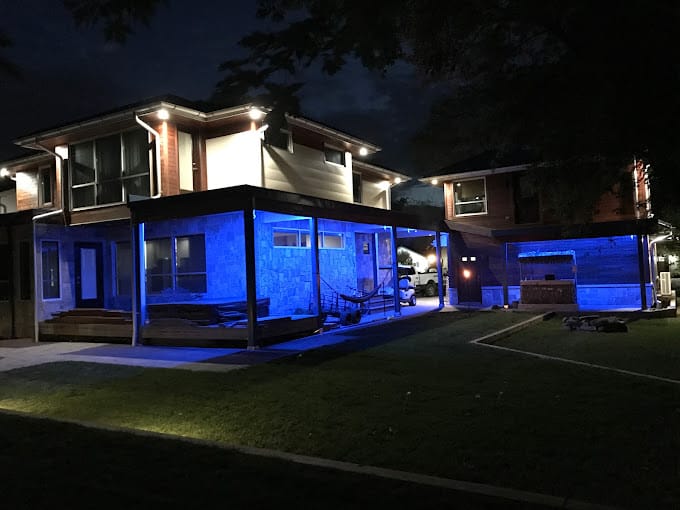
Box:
[0,297,447,373]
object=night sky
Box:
[0,1,441,175]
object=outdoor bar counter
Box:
[520,279,576,305]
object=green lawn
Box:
[2,412,544,510]
[1,311,679,508]
[491,314,680,380]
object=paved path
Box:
[0,299,447,373]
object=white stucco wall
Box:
[206,131,262,190]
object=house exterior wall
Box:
[34,222,130,322]
[0,224,34,338]
[262,144,353,203]
[16,170,39,211]
[361,177,389,209]
[0,189,17,213]
[449,231,651,308]
[444,169,640,228]
[206,131,263,190]
[143,211,247,304]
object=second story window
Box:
[70,129,150,209]
[324,147,346,166]
[353,172,362,204]
[38,166,53,206]
[454,178,487,216]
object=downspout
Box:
[135,114,162,198]
[32,209,64,343]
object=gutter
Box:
[134,114,162,198]
[31,209,64,343]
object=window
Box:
[454,178,486,215]
[178,131,194,191]
[0,245,9,301]
[19,241,31,300]
[319,232,344,249]
[324,147,345,166]
[273,229,344,249]
[38,167,53,206]
[265,126,293,152]
[273,228,310,248]
[115,242,132,296]
[145,235,206,294]
[70,129,150,209]
[41,241,60,299]
[352,172,362,203]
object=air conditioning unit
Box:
[659,271,671,296]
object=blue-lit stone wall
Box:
[318,219,358,298]
[144,211,246,304]
[507,235,648,308]
[254,215,314,316]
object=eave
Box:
[445,217,661,242]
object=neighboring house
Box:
[422,152,672,311]
[0,97,444,347]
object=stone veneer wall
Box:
[144,211,246,304]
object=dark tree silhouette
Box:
[219,0,680,223]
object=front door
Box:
[74,242,104,308]
[458,255,482,303]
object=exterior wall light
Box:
[249,107,264,120]
[431,178,438,185]
[462,269,472,279]
[0,167,9,178]
[359,147,368,156]
[157,109,170,120]
[394,177,402,184]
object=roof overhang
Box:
[445,217,661,242]
[352,159,409,183]
[14,101,267,150]
[420,164,530,184]
[285,114,381,156]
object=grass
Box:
[1,310,679,508]
[490,314,680,380]
[1,412,545,510]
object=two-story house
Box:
[423,152,672,311]
[0,97,445,348]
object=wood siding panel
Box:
[262,144,353,204]
[361,177,389,209]
[156,121,180,197]
[446,174,515,228]
[16,170,39,211]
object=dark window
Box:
[41,241,60,299]
[265,127,292,151]
[19,241,31,300]
[145,238,173,294]
[175,235,207,293]
[513,172,540,224]
[353,172,362,203]
[70,129,150,209]
[115,242,132,296]
[454,178,486,215]
[0,245,9,301]
[38,167,53,206]
[145,235,206,294]
[324,147,345,165]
